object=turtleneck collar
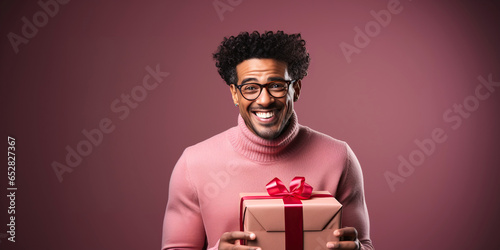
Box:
[228,111,301,162]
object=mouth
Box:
[255,111,274,119]
[251,110,278,123]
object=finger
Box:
[230,246,261,250]
[334,227,358,241]
[220,231,257,243]
[219,234,261,250]
[219,242,261,250]
[326,240,360,249]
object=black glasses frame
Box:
[234,80,296,101]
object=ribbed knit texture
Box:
[228,112,300,162]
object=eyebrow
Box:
[241,78,258,84]
[241,76,286,84]
[268,76,286,82]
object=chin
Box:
[257,133,279,140]
[254,128,281,140]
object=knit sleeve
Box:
[336,143,374,250]
[162,150,207,250]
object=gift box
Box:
[239,177,342,250]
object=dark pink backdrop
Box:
[1,0,499,249]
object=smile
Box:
[255,111,274,119]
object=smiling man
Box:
[162,31,374,250]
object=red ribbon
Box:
[239,177,331,249]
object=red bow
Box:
[265,176,313,199]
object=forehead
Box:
[235,58,289,81]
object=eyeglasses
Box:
[235,80,295,101]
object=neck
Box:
[228,111,300,162]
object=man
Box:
[162,31,374,250]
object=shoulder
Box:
[171,127,235,183]
[181,126,236,158]
[298,125,349,154]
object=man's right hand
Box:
[218,231,261,250]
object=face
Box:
[230,58,302,140]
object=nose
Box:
[255,87,274,106]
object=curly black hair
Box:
[213,31,310,85]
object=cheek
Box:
[240,101,252,114]
[282,99,295,118]
[283,97,294,111]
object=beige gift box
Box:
[240,191,342,250]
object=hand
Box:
[218,231,261,250]
[326,227,361,249]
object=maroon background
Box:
[1,0,500,249]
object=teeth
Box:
[256,112,274,119]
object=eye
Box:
[269,82,286,89]
[243,84,259,91]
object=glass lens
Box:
[241,83,261,100]
[268,81,288,98]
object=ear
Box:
[293,80,302,102]
[229,84,239,105]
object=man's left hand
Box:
[326,227,361,249]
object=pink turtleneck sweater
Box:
[162,113,374,250]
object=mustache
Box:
[249,103,282,110]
